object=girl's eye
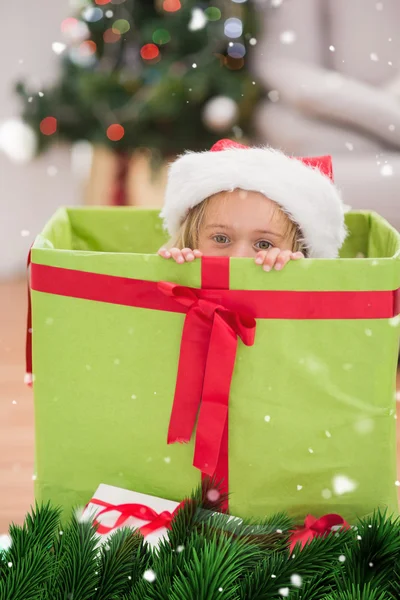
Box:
[213,235,230,244]
[255,240,272,250]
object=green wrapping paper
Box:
[30,208,400,522]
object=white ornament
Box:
[0,119,37,163]
[202,96,239,132]
[188,8,207,31]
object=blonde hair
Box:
[169,197,306,255]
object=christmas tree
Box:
[16,0,262,160]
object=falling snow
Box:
[333,475,358,495]
[370,52,379,62]
[389,124,396,131]
[380,164,393,176]
[32,474,37,481]
[264,415,271,422]
[279,588,290,597]
[20,230,30,237]
[296,485,303,491]
[207,489,220,502]
[7,562,12,568]
[376,2,383,9]
[365,329,372,336]
[338,555,346,562]
[357,535,362,540]
[354,418,374,435]
[271,574,277,578]
[329,45,335,52]
[143,569,157,583]
[345,142,354,151]
[322,489,332,499]
[176,545,185,553]
[279,31,297,45]
[131,394,137,400]
[0,535,12,551]
[395,480,400,487]
[52,42,66,55]
[308,448,314,454]
[291,574,303,587]
[249,38,257,46]
[268,90,280,102]
[369,562,374,567]
[47,166,58,177]
[325,430,332,438]
[218,588,223,592]
[164,457,171,464]
[271,0,283,6]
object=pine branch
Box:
[46,514,99,600]
[322,581,393,600]
[93,529,147,600]
[0,547,51,600]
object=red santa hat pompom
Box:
[160,139,347,259]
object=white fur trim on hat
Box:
[161,146,347,259]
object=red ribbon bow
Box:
[158,281,256,482]
[90,498,183,536]
[289,513,350,551]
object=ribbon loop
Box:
[289,513,350,551]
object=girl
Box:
[159,139,346,269]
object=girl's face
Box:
[197,190,295,257]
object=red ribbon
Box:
[89,498,183,536]
[289,513,350,551]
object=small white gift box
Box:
[82,484,181,548]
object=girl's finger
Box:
[170,248,185,264]
[181,248,195,262]
[263,247,281,271]
[193,249,203,258]
[274,250,292,271]
[291,251,305,260]
[158,248,171,259]
[255,251,267,265]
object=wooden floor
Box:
[0,278,399,532]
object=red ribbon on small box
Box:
[89,498,184,536]
[289,513,350,552]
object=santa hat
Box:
[161,139,347,258]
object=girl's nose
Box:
[229,242,253,258]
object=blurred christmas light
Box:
[52,42,66,55]
[163,0,181,12]
[105,10,113,17]
[107,124,124,141]
[249,37,257,45]
[152,29,171,45]
[227,42,246,59]
[225,56,244,70]
[224,18,243,39]
[112,19,130,34]
[40,117,57,136]
[205,7,221,21]
[82,7,103,22]
[189,8,207,31]
[203,96,239,132]
[140,44,160,61]
[95,0,111,5]
[104,28,120,43]
[61,17,78,33]
[79,40,97,56]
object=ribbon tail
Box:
[168,306,212,444]
[194,312,237,478]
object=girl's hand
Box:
[255,248,304,271]
[158,247,203,263]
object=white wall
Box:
[0,1,81,280]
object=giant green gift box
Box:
[30,207,400,522]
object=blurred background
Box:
[0,0,399,529]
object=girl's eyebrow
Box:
[205,224,283,238]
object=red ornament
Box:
[140,44,160,61]
[40,117,57,136]
[107,124,125,142]
[163,0,181,12]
